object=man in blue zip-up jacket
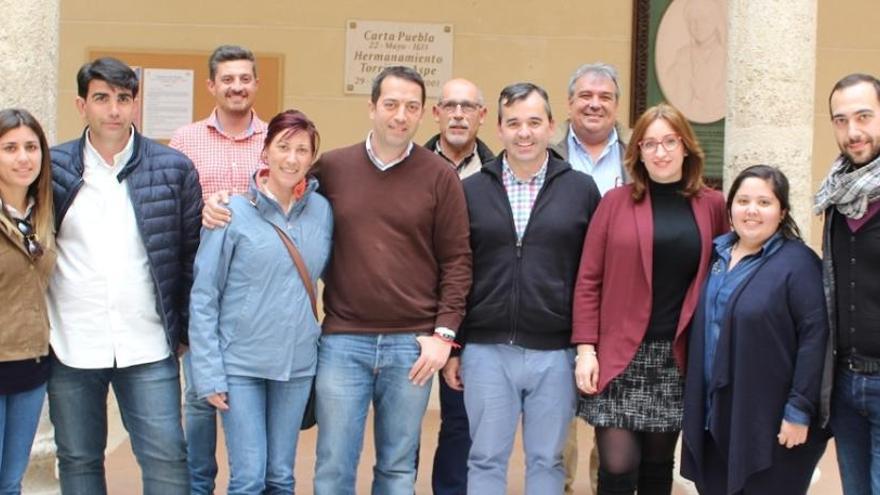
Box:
[443,83,600,495]
[47,57,202,495]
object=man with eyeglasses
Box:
[421,77,495,495]
[46,57,201,495]
[310,66,472,495]
[425,78,495,180]
[552,62,630,495]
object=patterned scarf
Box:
[813,153,880,219]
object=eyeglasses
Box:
[638,134,682,154]
[437,100,482,115]
[15,218,44,259]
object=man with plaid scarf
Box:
[815,73,880,495]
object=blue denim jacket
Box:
[188,177,332,399]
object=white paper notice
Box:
[141,68,194,140]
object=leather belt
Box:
[840,354,880,375]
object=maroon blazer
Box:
[571,184,728,393]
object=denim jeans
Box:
[461,344,577,495]
[182,352,218,495]
[47,356,189,495]
[220,375,312,495]
[432,376,471,495]
[313,333,432,495]
[0,384,46,495]
[832,367,880,495]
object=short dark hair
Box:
[209,45,257,81]
[371,66,426,106]
[264,109,321,160]
[829,73,880,115]
[76,57,139,99]
[726,164,801,240]
[497,82,552,124]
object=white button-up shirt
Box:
[365,131,413,171]
[48,129,171,369]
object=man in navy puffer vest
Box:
[47,57,202,495]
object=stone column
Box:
[0,0,60,143]
[724,0,818,241]
[0,1,61,493]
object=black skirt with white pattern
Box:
[578,340,683,432]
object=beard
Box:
[842,138,880,167]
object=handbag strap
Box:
[270,224,318,320]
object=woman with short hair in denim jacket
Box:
[188,109,332,494]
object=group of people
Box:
[0,42,879,495]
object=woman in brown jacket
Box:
[0,108,56,494]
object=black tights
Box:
[595,427,679,495]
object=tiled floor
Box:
[105,408,843,494]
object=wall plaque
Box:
[345,20,453,99]
[631,0,727,184]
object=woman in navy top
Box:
[681,165,830,494]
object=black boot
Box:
[637,460,674,495]
[597,467,639,495]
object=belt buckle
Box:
[847,356,879,374]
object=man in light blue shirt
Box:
[552,63,628,196]
[553,62,630,495]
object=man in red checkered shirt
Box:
[170,45,268,202]
[169,44,267,495]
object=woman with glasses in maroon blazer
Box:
[572,104,728,495]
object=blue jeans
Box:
[47,356,189,495]
[432,376,470,495]
[313,333,432,495]
[220,375,312,495]
[182,352,218,495]
[832,367,880,495]
[461,344,576,495]
[0,384,46,495]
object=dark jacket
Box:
[681,239,829,495]
[424,134,495,166]
[459,150,601,350]
[51,129,203,350]
[818,207,837,428]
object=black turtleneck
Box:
[646,179,701,341]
